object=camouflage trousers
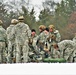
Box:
[0,42,6,63]
[16,42,29,63]
[7,41,16,63]
[63,47,75,63]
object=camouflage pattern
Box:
[28,33,42,62]
[11,22,31,63]
[6,24,16,63]
[0,26,6,63]
[58,40,76,62]
[36,30,50,59]
[54,30,61,42]
[49,30,61,43]
[71,49,76,62]
[48,25,61,43]
[51,46,60,59]
[37,31,50,49]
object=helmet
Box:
[39,25,46,30]
[49,25,55,29]
[0,20,3,25]
[11,19,18,24]
[18,16,24,20]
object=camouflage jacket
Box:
[11,22,31,45]
[37,31,49,44]
[73,36,76,43]
[0,26,6,42]
[49,30,61,43]
[58,40,76,58]
[6,24,14,41]
[32,34,38,47]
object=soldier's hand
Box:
[50,34,56,40]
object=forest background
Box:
[0,0,76,40]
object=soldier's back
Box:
[15,22,30,45]
[6,25,14,40]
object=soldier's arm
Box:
[36,34,41,45]
[56,30,61,42]
[3,29,7,41]
[26,24,31,38]
[10,26,15,39]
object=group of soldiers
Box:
[0,16,76,64]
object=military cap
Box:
[18,16,24,20]
[39,25,46,30]
[49,25,55,29]
[0,20,3,25]
[11,19,18,24]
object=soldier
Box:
[58,40,76,62]
[11,16,31,63]
[48,25,61,43]
[51,43,60,59]
[28,29,39,62]
[37,27,50,59]
[6,19,18,63]
[0,20,6,63]
[48,25,61,58]
[31,29,38,48]
[36,25,46,51]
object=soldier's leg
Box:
[2,42,6,63]
[16,44,21,63]
[72,50,76,63]
[7,41,12,63]
[12,44,16,63]
[0,42,3,63]
[23,43,29,63]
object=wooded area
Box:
[0,0,76,40]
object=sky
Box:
[30,0,61,20]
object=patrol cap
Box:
[0,20,3,25]
[11,19,18,24]
[31,29,36,32]
[49,25,55,29]
[44,28,49,32]
[18,16,24,20]
[39,25,46,30]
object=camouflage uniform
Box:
[6,19,18,63]
[36,25,46,51]
[0,20,6,63]
[58,40,76,62]
[49,25,61,43]
[72,34,76,62]
[71,49,76,62]
[51,43,60,59]
[28,34,39,62]
[11,16,31,63]
[37,28,50,59]
[48,25,61,59]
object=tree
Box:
[0,2,8,28]
[21,6,37,30]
